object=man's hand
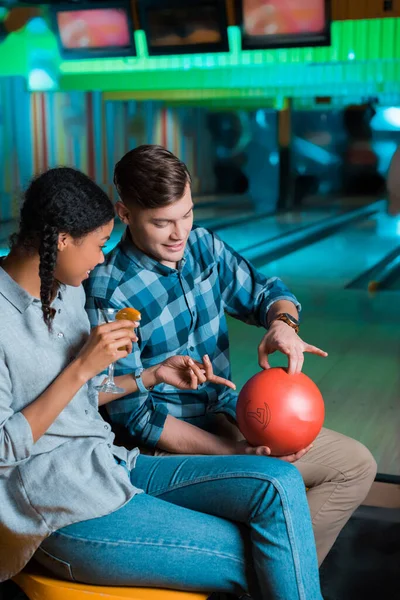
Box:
[153,354,236,391]
[235,439,313,462]
[258,321,328,375]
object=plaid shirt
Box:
[84,226,300,449]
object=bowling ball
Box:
[236,367,325,456]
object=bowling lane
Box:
[258,212,400,289]
[217,209,340,253]
[385,268,400,291]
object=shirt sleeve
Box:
[0,348,34,471]
[213,232,301,328]
[209,391,238,421]
[85,294,168,449]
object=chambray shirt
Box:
[84,226,300,449]
[0,265,141,582]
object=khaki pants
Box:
[145,417,377,566]
[295,426,377,565]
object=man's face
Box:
[116,183,194,268]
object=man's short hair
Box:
[114,144,192,209]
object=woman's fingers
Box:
[208,375,236,390]
[189,368,198,390]
[188,359,207,384]
[98,320,136,332]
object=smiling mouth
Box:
[164,242,184,251]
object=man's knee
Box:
[346,438,377,487]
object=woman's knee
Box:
[234,455,305,493]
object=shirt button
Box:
[107,444,111,448]
[57,332,64,338]
[104,424,109,430]
[189,346,194,351]
[85,410,89,415]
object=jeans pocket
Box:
[34,545,75,581]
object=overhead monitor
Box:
[237,0,331,50]
[139,0,229,56]
[52,2,136,59]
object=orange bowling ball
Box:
[236,367,325,456]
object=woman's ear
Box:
[57,232,69,252]
[115,201,131,226]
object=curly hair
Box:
[11,167,115,329]
[113,145,191,209]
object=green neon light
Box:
[1,17,400,99]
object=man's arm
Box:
[213,232,300,328]
[213,233,327,374]
[266,299,299,325]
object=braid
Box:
[38,224,58,329]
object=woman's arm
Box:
[22,361,90,442]
[97,366,158,406]
[22,320,135,443]
[98,355,236,406]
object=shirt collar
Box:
[119,228,188,275]
[0,260,64,313]
[0,263,36,313]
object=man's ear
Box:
[115,201,131,225]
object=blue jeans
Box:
[35,454,322,600]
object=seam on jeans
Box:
[148,471,283,497]
[36,546,76,581]
[150,471,308,600]
[51,533,246,565]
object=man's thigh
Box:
[294,427,364,487]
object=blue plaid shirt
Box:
[84,226,299,449]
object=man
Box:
[85,144,376,566]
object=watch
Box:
[269,313,300,334]
[134,368,154,393]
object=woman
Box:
[0,167,322,599]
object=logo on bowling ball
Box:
[246,402,271,430]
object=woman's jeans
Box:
[35,454,323,600]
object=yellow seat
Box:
[13,565,210,600]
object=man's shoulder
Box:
[85,242,135,300]
[187,225,216,257]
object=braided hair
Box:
[11,167,115,329]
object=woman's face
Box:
[54,219,114,287]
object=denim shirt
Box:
[0,265,141,582]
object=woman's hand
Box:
[152,354,236,391]
[75,320,138,382]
